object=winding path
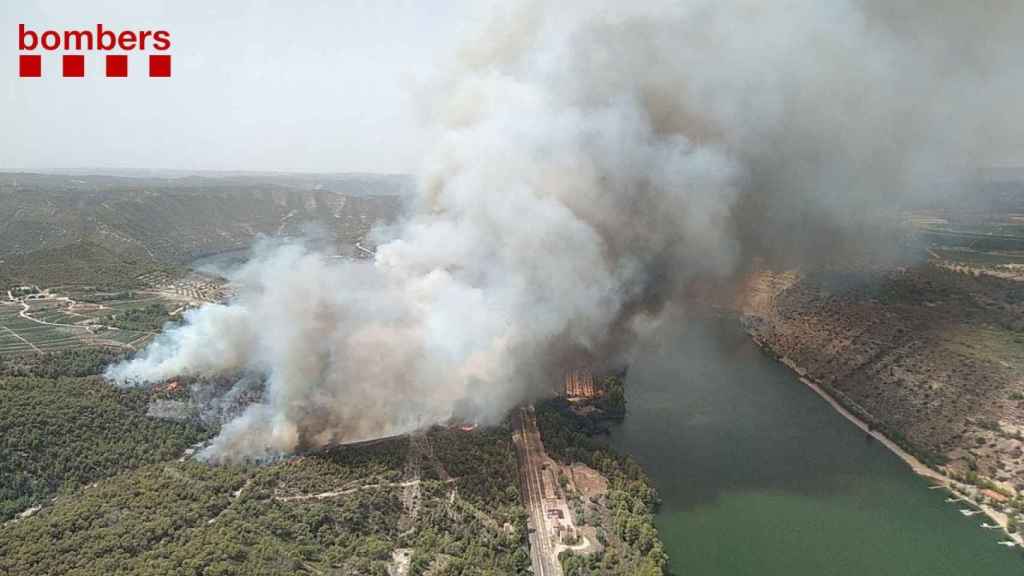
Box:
[6,291,154,351]
[275,477,458,502]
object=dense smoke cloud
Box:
[106,0,1024,461]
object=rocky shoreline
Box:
[746,322,1024,548]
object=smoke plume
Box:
[106,0,1024,461]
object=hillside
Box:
[743,264,1024,503]
[0,172,408,268]
[0,375,210,522]
[0,240,177,289]
[0,423,530,576]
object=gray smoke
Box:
[106,0,1024,461]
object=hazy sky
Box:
[2,1,483,173]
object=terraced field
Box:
[0,303,82,353]
[0,291,171,354]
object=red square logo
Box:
[106,54,128,77]
[19,54,41,77]
[149,54,171,77]
[63,54,84,77]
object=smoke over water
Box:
[105,0,1024,461]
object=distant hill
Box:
[0,173,409,273]
[0,241,177,289]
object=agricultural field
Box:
[930,247,1024,267]
[908,210,1024,282]
[0,301,85,354]
[0,287,178,355]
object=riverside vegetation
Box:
[536,385,667,575]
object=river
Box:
[610,312,1021,575]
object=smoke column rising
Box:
[106,0,1024,461]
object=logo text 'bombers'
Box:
[18,24,172,78]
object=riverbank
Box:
[535,399,668,575]
[746,325,1024,548]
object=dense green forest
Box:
[0,348,125,378]
[107,302,172,332]
[0,352,665,575]
[0,309,532,574]
[596,373,627,417]
[0,376,210,522]
[0,334,664,575]
[407,427,530,575]
[1,427,531,575]
[0,339,665,575]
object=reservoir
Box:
[611,312,1022,575]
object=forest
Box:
[0,348,125,378]
[0,375,210,522]
[0,426,532,575]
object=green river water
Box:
[609,313,1022,575]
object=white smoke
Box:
[106,0,1024,461]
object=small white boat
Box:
[944,497,960,503]
[997,540,1016,548]
[959,509,982,517]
